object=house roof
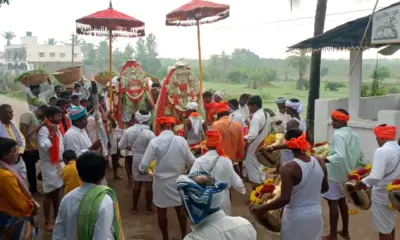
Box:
[287,2,400,52]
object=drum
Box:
[343,181,371,210]
[389,190,400,210]
[255,148,281,168]
[249,175,282,232]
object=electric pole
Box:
[71,33,75,63]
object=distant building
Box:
[3,32,82,73]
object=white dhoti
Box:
[372,202,398,234]
[322,180,345,200]
[245,141,265,184]
[281,206,322,240]
[153,176,182,208]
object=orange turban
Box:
[373,125,397,140]
[157,117,176,129]
[205,130,227,157]
[214,101,230,114]
[331,110,350,122]
[285,131,311,152]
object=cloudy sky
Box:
[1,0,399,60]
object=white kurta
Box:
[190,150,245,215]
[362,141,400,234]
[53,183,115,240]
[37,125,64,193]
[139,130,196,208]
[187,117,204,145]
[245,109,270,184]
[238,105,250,122]
[64,126,92,157]
[118,124,155,182]
[184,210,257,240]
[229,111,246,127]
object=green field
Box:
[203,80,350,114]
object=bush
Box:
[302,80,309,90]
[387,86,400,94]
[324,82,346,91]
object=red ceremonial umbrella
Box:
[76,0,145,131]
[166,0,230,91]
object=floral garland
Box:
[348,165,372,182]
[386,178,400,211]
[148,160,156,176]
[249,178,275,205]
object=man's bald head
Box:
[286,119,300,130]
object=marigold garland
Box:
[348,209,358,215]
[348,165,372,182]
[249,178,276,205]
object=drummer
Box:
[250,129,329,240]
[321,109,360,240]
[354,125,400,240]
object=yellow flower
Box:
[264,178,275,185]
[365,164,372,170]
[263,133,277,147]
[348,209,358,215]
[389,204,396,210]
[387,183,400,192]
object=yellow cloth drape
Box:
[0,169,33,217]
[62,161,83,195]
[2,122,26,154]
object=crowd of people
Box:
[0,77,399,240]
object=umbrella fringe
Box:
[166,9,229,27]
[76,23,145,38]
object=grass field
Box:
[203,80,350,114]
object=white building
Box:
[4,32,82,72]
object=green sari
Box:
[77,186,124,240]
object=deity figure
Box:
[115,60,155,127]
[153,61,205,135]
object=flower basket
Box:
[53,66,81,85]
[20,74,48,86]
[94,75,110,86]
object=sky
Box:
[1,0,400,60]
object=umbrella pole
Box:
[108,29,113,134]
[196,20,203,92]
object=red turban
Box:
[214,101,230,114]
[157,117,176,129]
[373,125,397,140]
[331,110,350,122]
[206,130,227,157]
[285,131,311,152]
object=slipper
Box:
[145,209,156,215]
[338,231,350,240]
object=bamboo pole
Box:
[196,20,203,93]
[108,29,113,134]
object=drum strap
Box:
[247,116,267,146]
[223,121,233,140]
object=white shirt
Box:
[37,125,64,193]
[25,85,54,110]
[293,117,307,132]
[362,141,400,205]
[72,85,90,100]
[118,124,155,159]
[53,183,115,240]
[64,125,92,157]
[238,105,250,122]
[191,150,245,215]
[229,111,246,127]
[184,210,257,240]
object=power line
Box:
[211,7,383,30]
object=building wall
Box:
[315,95,400,162]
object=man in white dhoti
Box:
[238,94,251,123]
[355,125,400,240]
[251,129,329,240]
[270,97,291,132]
[118,110,156,214]
[177,171,256,240]
[36,106,65,232]
[183,102,207,147]
[63,106,102,157]
[190,130,245,215]
[53,151,124,240]
[139,116,196,240]
[322,109,360,240]
[245,95,270,187]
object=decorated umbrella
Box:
[166,0,229,92]
[76,0,145,131]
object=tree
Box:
[2,31,15,46]
[123,44,135,60]
[228,69,243,83]
[145,33,162,74]
[0,0,9,7]
[321,67,329,77]
[134,38,148,69]
[287,50,309,90]
[231,48,261,67]
[45,38,57,45]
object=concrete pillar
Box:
[348,50,362,118]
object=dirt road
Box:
[2,94,399,240]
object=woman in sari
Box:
[0,137,40,239]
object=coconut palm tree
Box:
[45,38,57,45]
[287,50,310,90]
[2,31,16,45]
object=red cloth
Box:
[331,110,350,122]
[205,130,228,157]
[45,119,64,165]
[189,112,200,117]
[285,131,310,152]
[373,125,397,140]
[214,101,229,114]
[204,101,216,123]
[58,114,71,133]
